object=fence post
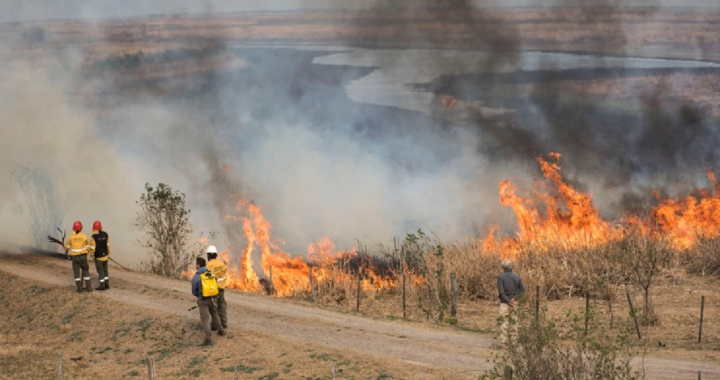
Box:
[332,364,336,380]
[402,271,407,319]
[356,272,361,312]
[58,352,63,380]
[269,266,274,295]
[699,295,705,344]
[450,273,458,318]
[626,292,642,340]
[309,267,316,303]
[146,357,156,380]
[535,285,540,320]
[503,366,513,380]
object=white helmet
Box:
[206,245,218,254]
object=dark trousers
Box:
[198,297,224,342]
[217,289,227,328]
[71,254,90,283]
[95,260,109,283]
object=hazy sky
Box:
[2,0,718,23]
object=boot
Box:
[104,278,110,290]
[85,279,93,292]
[75,281,83,293]
[95,281,106,291]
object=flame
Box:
[650,170,720,250]
[208,199,397,297]
[492,153,719,254]
[496,153,615,255]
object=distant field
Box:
[2,8,720,61]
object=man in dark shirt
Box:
[497,259,525,342]
[191,257,225,346]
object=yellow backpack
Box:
[201,271,219,297]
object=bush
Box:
[136,183,192,278]
[481,303,639,380]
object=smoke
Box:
[2,0,719,264]
[0,65,139,263]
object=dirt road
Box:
[4,253,720,379]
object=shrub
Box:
[481,303,639,380]
[136,183,192,278]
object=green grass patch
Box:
[220,364,263,374]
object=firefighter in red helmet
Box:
[89,220,111,291]
[64,220,93,293]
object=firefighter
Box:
[64,220,93,293]
[206,245,228,329]
[191,257,225,346]
[89,220,111,291]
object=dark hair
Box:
[196,257,206,267]
[207,252,218,260]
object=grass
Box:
[220,364,264,374]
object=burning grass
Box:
[179,152,720,331]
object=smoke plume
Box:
[1,0,719,264]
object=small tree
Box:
[136,183,192,278]
[619,230,672,325]
[402,229,449,322]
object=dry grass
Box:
[0,265,459,380]
[281,229,720,362]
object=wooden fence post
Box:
[503,366,513,380]
[356,272,361,312]
[269,266,274,295]
[332,364,336,380]
[146,357,156,380]
[626,292,642,340]
[309,267,316,303]
[699,295,705,344]
[450,273,458,318]
[535,285,540,320]
[402,272,407,319]
[58,352,63,380]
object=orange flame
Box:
[650,170,720,250]
[492,153,719,254]
[208,199,397,297]
[496,153,615,255]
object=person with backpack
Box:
[89,220,111,291]
[205,245,228,330]
[64,220,93,293]
[191,257,225,346]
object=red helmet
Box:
[72,221,83,232]
[93,220,102,230]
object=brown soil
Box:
[1,252,719,379]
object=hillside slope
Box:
[1,253,719,379]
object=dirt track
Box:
[4,253,720,379]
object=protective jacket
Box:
[65,231,92,256]
[90,230,111,261]
[206,258,228,289]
